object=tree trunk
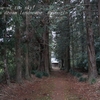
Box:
[64,46,70,72]
[67,46,70,72]
[84,0,98,82]
[3,15,10,85]
[98,0,100,35]
[25,42,30,80]
[36,36,45,72]
[61,59,64,69]
[44,36,50,74]
[44,27,50,74]
[42,7,50,74]
[15,25,22,83]
[71,33,75,69]
[24,9,31,79]
[64,49,68,70]
[38,41,45,72]
[64,0,70,72]
[80,12,86,70]
[3,38,10,85]
[3,58,10,85]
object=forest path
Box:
[0,67,100,100]
[51,67,81,100]
[51,67,67,100]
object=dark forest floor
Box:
[0,67,100,100]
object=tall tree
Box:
[15,19,22,83]
[24,5,31,80]
[43,11,50,74]
[3,15,10,85]
[64,0,70,72]
[98,0,100,35]
[84,0,98,82]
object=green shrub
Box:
[31,70,38,74]
[35,71,43,78]
[75,73,82,78]
[69,69,75,75]
[73,72,76,76]
[90,78,96,84]
[78,77,87,82]
[69,69,83,78]
[34,71,49,78]
[43,71,49,77]
[0,69,4,83]
[8,65,16,80]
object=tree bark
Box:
[84,0,98,82]
[39,42,45,72]
[15,25,22,83]
[24,8,31,79]
[36,37,45,72]
[61,59,64,69]
[43,23,50,74]
[25,42,30,80]
[3,15,10,85]
[44,31,50,74]
[64,0,70,72]
[71,32,75,69]
[80,12,86,70]
[98,0,100,36]
[42,6,50,74]
[64,46,70,72]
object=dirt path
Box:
[0,67,100,100]
[51,67,81,100]
[51,67,68,100]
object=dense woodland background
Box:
[0,0,100,85]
